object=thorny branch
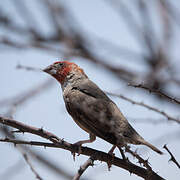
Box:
[106,92,180,124]
[0,125,76,180]
[0,138,74,180]
[0,116,165,180]
[163,144,180,169]
[128,83,180,105]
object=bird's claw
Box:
[71,151,76,161]
[73,142,82,156]
[107,151,115,171]
[77,145,82,156]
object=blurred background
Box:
[0,0,180,179]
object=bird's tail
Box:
[139,139,163,155]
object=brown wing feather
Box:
[64,87,117,145]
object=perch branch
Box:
[0,116,165,180]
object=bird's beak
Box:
[43,65,57,75]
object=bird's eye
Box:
[57,63,64,68]
[54,62,63,68]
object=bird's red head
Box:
[43,61,85,84]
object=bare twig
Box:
[137,0,156,54]
[163,144,180,169]
[106,92,180,124]
[11,0,40,37]
[128,83,180,105]
[0,116,165,180]
[105,0,144,46]
[16,64,42,72]
[158,0,171,48]
[128,117,167,124]
[162,0,180,28]
[73,157,94,180]
[22,153,43,180]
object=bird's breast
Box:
[63,90,91,133]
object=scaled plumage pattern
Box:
[43,61,163,155]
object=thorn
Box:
[106,153,115,171]
[90,160,94,167]
[4,137,9,141]
[71,152,76,161]
[73,142,82,156]
[107,162,111,171]
[145,158,151,165]
[78,167,83,174]
[61,138,65,145]
[77,145,82,156]
[125,157,129,163]
[134,148,138,154]
[39,127,44,132]
[163,144,167,149]
[129,171,132,176]
[138,160,142,165]
[11,130,23,133]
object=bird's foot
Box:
[118,147,129,162]
[107,154,115,171]
[107,145,116,170]
[71,141,83,161]
[73,141,83,156]
[108,145,116,156]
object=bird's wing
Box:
[64,80,117,144]
[73,79,111,101]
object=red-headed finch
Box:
[43,61,163,155]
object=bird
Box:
[43,61,163,155]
